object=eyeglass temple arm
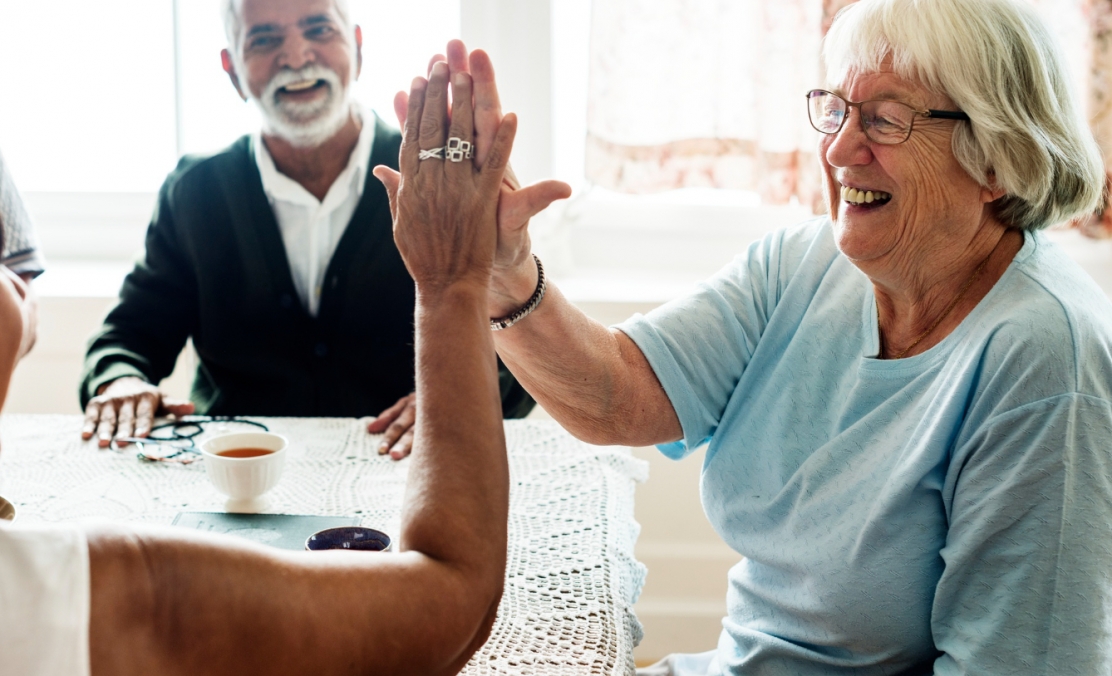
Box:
[924,109,970,121]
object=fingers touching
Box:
[468,49,503,169]
[392,42,502,169]
[447,71,476,176]
[481,113,518,192]
[418,62,451,158]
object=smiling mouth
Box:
[840,184,892,207]
[279,79,327,94]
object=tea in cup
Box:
[200,432,288,513]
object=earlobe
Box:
[354,26,363,79]
[982,171,1006,203]
[221,49,248,102]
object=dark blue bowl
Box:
[305,526,392,552]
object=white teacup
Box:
[200,432,288,513]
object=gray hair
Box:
[222,0,353,51]
[824,0,1104,231]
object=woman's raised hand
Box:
[374,61,514,296]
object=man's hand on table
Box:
[82,376,195,448]
[367,392,416,459]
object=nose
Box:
[277,31,316,71]
[823,108,873,168]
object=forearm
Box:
[89,526,494,676]
[400,285,508,585]
[494,283,681,446]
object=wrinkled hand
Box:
[81,376,195,448]
[380,41,572,316]
[374,59,512,294]
[367,393,416,460]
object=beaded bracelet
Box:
[491,254,547,331]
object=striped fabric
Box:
[0,149,43,278]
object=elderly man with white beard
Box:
[78,0,535,454]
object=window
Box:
[0,0,459,265]
[0,1,178,193]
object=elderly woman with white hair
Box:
[379,0,1112,672]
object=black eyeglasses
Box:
[806,89,970,145]
[110,416,270,464]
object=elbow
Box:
[412,566,505,676]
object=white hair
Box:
[222,0,353,50]
[824,0,1104,231]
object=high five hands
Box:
[374,40,573,319]
[369,41,571,460]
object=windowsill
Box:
[31,260,132,299]
[31,258,703,305]
[31,223,1112,306]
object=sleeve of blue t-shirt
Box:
[932,393,1112,674]
[617,223,816,459]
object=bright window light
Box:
[0,1,461,192]
[0,1,179,193]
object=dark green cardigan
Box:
[81,117,534,418]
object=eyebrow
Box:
[833,89,914,102]
[246,23,283,38]
[299,14,335,28]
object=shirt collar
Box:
[253,103,377,208]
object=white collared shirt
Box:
[0,524,90,676]
[253,106,376,317]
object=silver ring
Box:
[446,137,473,163]
[418,147,444,161]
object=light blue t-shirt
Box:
[619,218,1112,675]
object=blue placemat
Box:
[172,512,361,551]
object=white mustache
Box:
[263,65,341,104]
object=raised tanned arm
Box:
[84,59,513,676]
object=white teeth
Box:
[283,80,319,92]
[840,185,890,205]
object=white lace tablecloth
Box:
[0,415,648,675]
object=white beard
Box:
[252,64,353,148]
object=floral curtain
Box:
[586,0,1112,237]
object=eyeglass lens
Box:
[806,90,917,144]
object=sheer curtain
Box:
[586,0,1112,236]
[1082,0,1112,236]
[584,0,824,209]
